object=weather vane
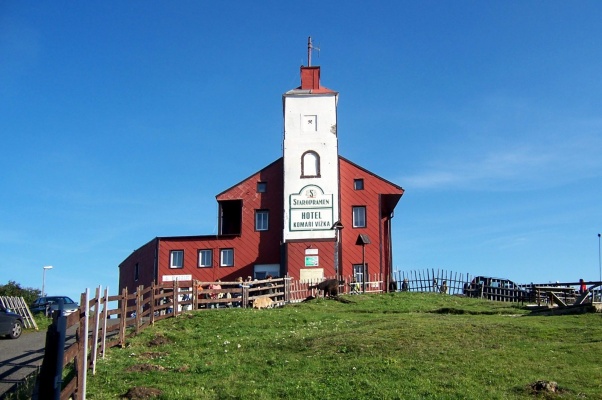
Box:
[307,36,320,66]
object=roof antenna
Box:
[307,36,320,66]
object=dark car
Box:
[31,296,79,316]
[0,305,23,339]
[463,276,527,302]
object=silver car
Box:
[30,296,79,316]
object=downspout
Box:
[387,213,393,289]
[378,195,386,291]
[154,238,159,285]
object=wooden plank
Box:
[60,378,77,400]
[550,292,567,307]
[63,342,78,365]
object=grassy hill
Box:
[87,292,602,399]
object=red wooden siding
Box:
[157,159,284,283]
[118,238,158,293]
[286,240,336,279]
[338,157,404,280]
[119,156,404,293]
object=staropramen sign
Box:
[289,185,333,231]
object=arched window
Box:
[301,151,320,178]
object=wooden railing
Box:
[37,277,295,398]
[38,274,385,399]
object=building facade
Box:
[119,65,404,293]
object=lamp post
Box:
[355,234,371,293]
[331,221,344,281]
[42,265,53,296]
[598,233,601,282]
[598,233,602,282]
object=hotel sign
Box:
[289,185,333,231]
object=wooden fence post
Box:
[119,287,127,348]
[101,286,109,359]
[91,286,101,375]
[284,276,291,303]
[150,283,156,325]
[135,286,142,334]
[75,289,89,400]
[242,285,248,308]
[173,280,179,316]
[193,280,199,310]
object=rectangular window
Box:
[255,210,269,231]
[354,179,364,190]
[198,249,213,268]
[257,182,267,193]
[220,248,234,267]
[170,250,184,269]
[352,206,366,228]
[134,263,139,281]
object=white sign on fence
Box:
[162,274,192,282]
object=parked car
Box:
[0,304,23,339]
[463,276,527,302]
[30,296,79,316]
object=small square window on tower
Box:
[257,182,267,193]
[354,179,364,190]
[302,115,317,132]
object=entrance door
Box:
[353,264,368,292]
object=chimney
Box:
[300,66,320,90]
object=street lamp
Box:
[42,265,53,296]
[331,221,344,281]
[598,233,602,282]
[356,234,371,293]
[598,233,601,282]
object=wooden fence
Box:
[519,281,602,307]
[392,269,470,295]
[393,270,602,306]
[288,274,385,302]
[46,275,387,399]
[36,272,602,399]
[51,275,601,398]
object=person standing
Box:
[579,279,587,294]
[209,280,222,309]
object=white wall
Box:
[283,92,339,241]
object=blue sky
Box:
[1,1,601,302]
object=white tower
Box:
[282,64,340,242]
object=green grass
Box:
[31,313,53,332]
[87,293,602,399]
